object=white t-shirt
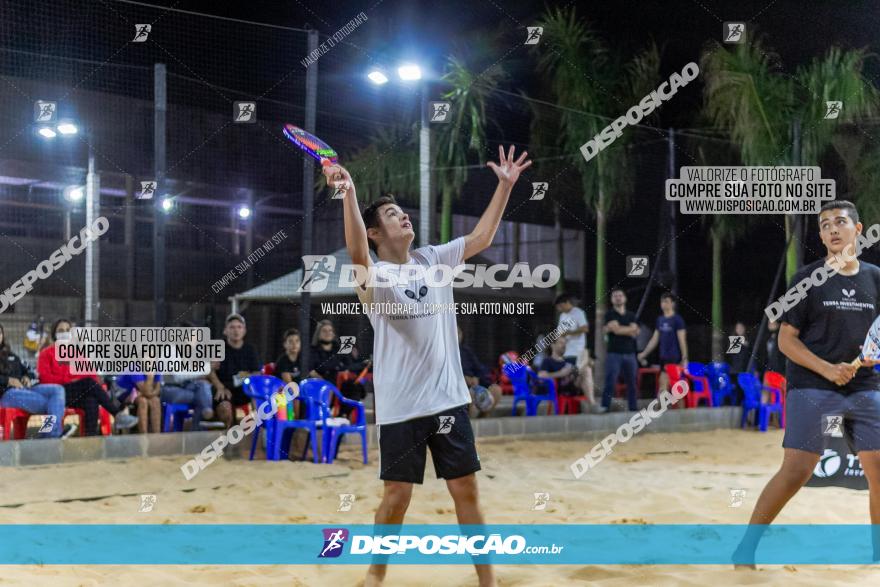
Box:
[356,237,471,425]
[557,307,588,358]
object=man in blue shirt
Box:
[638,292,688,371]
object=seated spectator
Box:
[0,322,68,438]
[206,314,262,428]
[161,371,214,430]
[538,338,581,397]
[275,328,303,385]
[116,371,162,433]
[274,328,303,418]
[38,319,137,435]
[309,320,367,417]
[457,326,501,418]
[308,320,352,383]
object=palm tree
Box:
[334,122,420,205]
[435,56,505,243]
[534,5,661,382]
[702,38,877,284]
[524,92,582,292]
[691,138,757,359]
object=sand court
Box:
[0,428,875,586]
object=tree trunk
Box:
[711,229,723,361]
[593,182,608,395]
[554,201,565,293]
[440,186,453,244]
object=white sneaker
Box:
[113,413,139,430]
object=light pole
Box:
[37,120,101,327]
[368,63,432,246]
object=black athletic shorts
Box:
[377,404,481,484]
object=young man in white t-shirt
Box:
[555,293,594,404]
[324,146,531,587]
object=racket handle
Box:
[851,357,863,368]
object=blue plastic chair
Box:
[243,375,286,461]
[162,402,193,432]
[322,382,368,465]
[686,362,714,407]
[707,362,736,407]
[736,373,783,432]
[271,378,326,463]
[503,363,558,416]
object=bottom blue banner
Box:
[0,524,879,564]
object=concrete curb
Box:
[0,407,742,467]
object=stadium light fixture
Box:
[37,127,57,139]
[56,122,78,135]
[397,64,422,81]
[237,205,251,219]
[161,197,174,212]
[368,69,389,85]
[63,185,84,202]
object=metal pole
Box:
[124,174,135,325]
[153,63,167,327]
[84,145,100,327]
[299,28,318,376]
[667,128,678,296]
[245,189,254,290]
[419,81,431,246]
[792,118,803,268]
[230,209,240,256]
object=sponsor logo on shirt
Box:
[821,286,872,312]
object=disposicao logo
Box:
[319,528,349,558]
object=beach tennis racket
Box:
[851,314,880,368]
[282,123,339,167]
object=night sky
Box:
[8,0,880,339]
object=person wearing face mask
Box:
[37,319,138,435]
[308,320,369,419]
[0,322,68,438]
[308,320,353,383]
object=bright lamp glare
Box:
[64,186,84,202]
[368,70,389,85]
[57,123,78,135]
[38,127,57,139]
[397,64,422,81]
[161,197,174,212]
[237,206,251,219]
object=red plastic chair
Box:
[497,352,519,395]
[0,407,31,440]
[763,371,787,428]
[663,364,688,408]
[64,407,113,436]
[558,394,586,414]
[684,363,714,408]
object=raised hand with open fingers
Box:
[487,145,532,185]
